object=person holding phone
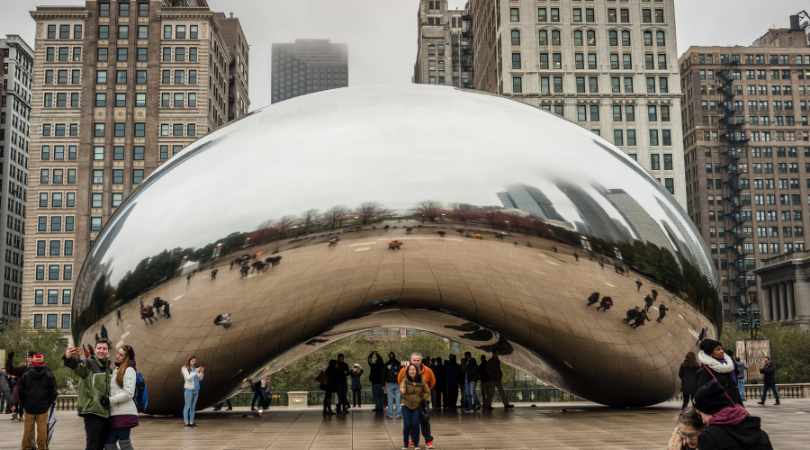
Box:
[181,356,204,428]
[350,363,364,408]
[63,339,113,450]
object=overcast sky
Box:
[1,0,809,110]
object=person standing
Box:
[485,350,514,409]
[64,339,113,450]
[444,354,459,409]
[657,302,668,323]
[696,328,706,347]
[397,353,436,449]
[107,346,138,450]
[0,368,7,414]
[367,351,385,411]
[250,380,264,411]
[678,352,700,409]
[735,357,748,401]
[458,359,468,411]
[336,354,350,413]
[757,357,779,406]
[101,325,109,340]
[321,359,339,415]
[399,364,430,450]
[693,380,772,449]
[431,357,445,410]
[696,340,742,405]
[350,363,364,408]
[631,310,649,329]
[383,352,403,419]
[18,354,57,450]
[644,294,654,312]
[181,356,204,428]
[463,352,481,412]
[479,355,491,410]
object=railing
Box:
[670,383,810,402]
[760,251,810,267]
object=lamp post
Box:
[736,305,761,339]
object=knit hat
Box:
[700,339,722,355]
[693,379,732,415]
[27,351,37,358]
[31,354,44,366]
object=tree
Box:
[322,205,349,229]
[355,202,389,224]
[0,320,76,391]
[720,322,810,383]
[274,216,297,235]
[411,200,445,222]
[299,209,320,232]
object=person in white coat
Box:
[181,355,204,428]
[106,345,138,450]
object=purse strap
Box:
[706,367,738,406]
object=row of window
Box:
[40,144,183,163]
[514,52,668,71]
[34,264,72,281]
[612,129,672,146]
[33,313,71,330]
[45,47,81,62]
[45,24,82,40]
[43,69,81,85]
[530,29,666,47]
[512,75,669,94]
[695,53,810,66]
[2,301,21,317]
[41,124,78,137]
[37,216,74,232]
[522,7,666,24]
[706,210,807,224]
[709,227,804,239]
[98,2,150,18]
[36,240,74,256]
[92,169,145,185]
[701,130,800,142]
[90,69,198,85]
[91,123,196,138]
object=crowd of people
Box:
[585,280,669,329]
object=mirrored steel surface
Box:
[73,85,719,414]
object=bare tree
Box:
[355,202,389,224]
[274,216,297,235]
[299,209,320,231]
[446,203,481,223]
[411,200,446,222]
[256,218,275,230]
[322,205,349,229]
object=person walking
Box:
[485,350,514,409]
[445,355,459,409]
[250,380,264,411]
[636,279,643,292]
[644,294,655,312]
[350,363,364,408]
[586,292,600,308]
[368,351,385,411]
[0,368,7,414]
[697,328,707,347]
[64,339,113,450]
[399,364,430,450]
[666,407,705,450]
[678,352,700,409]
[431,357,446,410]
[107,345,138,450]
[696,340,742,405]
[18,354,56,450]
[479,355,491,410]
[336,354,350,413]
[181,356,204,428]
[321,359,339,415]
[622,307,640,324]
[458,359,468,411]
[757,357,779,406]
[631,310,649,329]
[211,269,218,280]
[396,353,436,449]
[213,398,233,411]
[101,325,109,340]
[596,296,613,312]
[657,302,669,323]
[462,352,481,412]
[693,380,772,449]
[735,358,748,401]
[384,352,403,419]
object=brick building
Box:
[24,0,249,334]
[412,0,472,88]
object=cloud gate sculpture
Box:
[72,85,720,414]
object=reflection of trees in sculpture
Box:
[446,204,479,223]
[322,205,349,229]
[355,201,390,224]
[299,209,320,231]
[411,200,445,221]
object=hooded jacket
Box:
[19,365,57,415]
[697,352,741,405]
[699,407,773,450]
[64,354,112,418]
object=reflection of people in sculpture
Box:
[211,269,218,280]
[644,294,655,312]
[657,302,668,323]
[636,279,643,292]
[631,310,649,329]
[586,292,600,308]
[388,241,403,250]
[697,328,707,346]
[140,307,152,325]
[329,238,340,246]
[596,296,613,312]
[623,307,640,324]
[214,314,232,329]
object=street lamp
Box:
[736,306,761,339]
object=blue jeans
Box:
[459,383,468,409]
[372,384,384,409]
[183,390,199,423]
[252,391,264,409]
[337,382,349,410]
[0,394,5,412]
[386,382,401,418]
[465,381,480,407]
[737,379,746,399]
[106,426,131,444]
[401,405,421,446]
[214,399,233,410]
[761,383,780,403]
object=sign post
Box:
[735,339,771,382]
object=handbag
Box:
[420,397,431,422]
[315,371,329,386]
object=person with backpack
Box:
[107,345,138,450]
[64,339,113,450]
[18,354,57,450]
[383,352,402,419]
[181,356,204,428]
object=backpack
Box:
[134,373,148,413]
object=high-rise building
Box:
[24,0,249,334]
[216,12,250,121]
[468,0,685,205]
[679,15,810,324]
[412,0,473,88]
[271,39,348,103]
[0,35,34,325]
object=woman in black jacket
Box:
[696,340,742,406]
[322,360,340,415]
[678,352,701,409]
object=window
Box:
[99,3,110,17]
[164,25,172,39]
[114,123,126,137]
[61,314,70,329]
[553,77,563,93]
[187,124,196,136]
[174,92,184,107]
[614,130,624,146]
[510,8,519,22]
[136,93,146,107]
[113,146,124,160]
[113,169,123,184]
[512,53,521,69]
[647,77,656,93]
[625,105,635,121]
[136,70,147,84]
[176,47,185,61]
[92,193,103,208]
[587,30,596,46]
[553,53,561,69]
[573,9,582,23]
[574,30,582,46]
[48,265,60,280]
[551,8,559,22]
[552,30,561,46]
[176,25,186,39]
[64,265,72,281]
[620,9,629,23]
[576,77,585,93]
[627,129,636,146]
[93,169,103,184]
[642,9,651,23]
[655,9,664,23]
[190,25,198,39]
[96,70,107,84]
[137,48,147,62]
[134,146,145,160]
[651,154,660,170]
[608,9,617,23]
[644,31,653,47]
[173,124,184,136]
[98,25,109,39]
[659,77,668,93]
[664,154,673,170]
[118,2,129,17]
[578,105,587,122]
[116,70,127,84]
[47,25,56,39]
[624,77,633,93]
[91,217,102,231]
[589,76,598,93]
[538,8,547,22]
[138,25,148,40]
[133,170,144,184]
[112,193,124,208]
[539,30,547,45]
[622,31,631,47]
[662,129,671,146]
[623,54,632,69]
[656,31,666,46]
[513,77,522,93]
[47,315,57,330]
[609,31,618,47]
[511,30,520,46]
[118,25,129,40]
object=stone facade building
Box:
[467,0,685,205]
[24,0,248,334]
[0,35,34,325]
[271,39,348,103]
[752,252,810,330]
[217,13,249,120]
[679,16,810,323]
[412,0,472,88]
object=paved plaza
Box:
[1,401,808,449]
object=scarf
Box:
[698,350,737,382]
[709,406,748,426]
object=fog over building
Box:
[271,39,348,103]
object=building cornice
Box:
[158,9,221,36]
[2,35,35,60]
[30,8,90,20]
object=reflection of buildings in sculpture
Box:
[556,182,633,244]
[657,197,712,278]
[496,184,564,221]
[603,189,675,255]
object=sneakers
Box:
[774,402,781,405]
[505,404,515,408]
[756,401,765,405]
[408,442,415,449]
[426,442,434,449]
[184,424,192,429]
[190,423,198,428]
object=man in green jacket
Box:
[64,338,112,450]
